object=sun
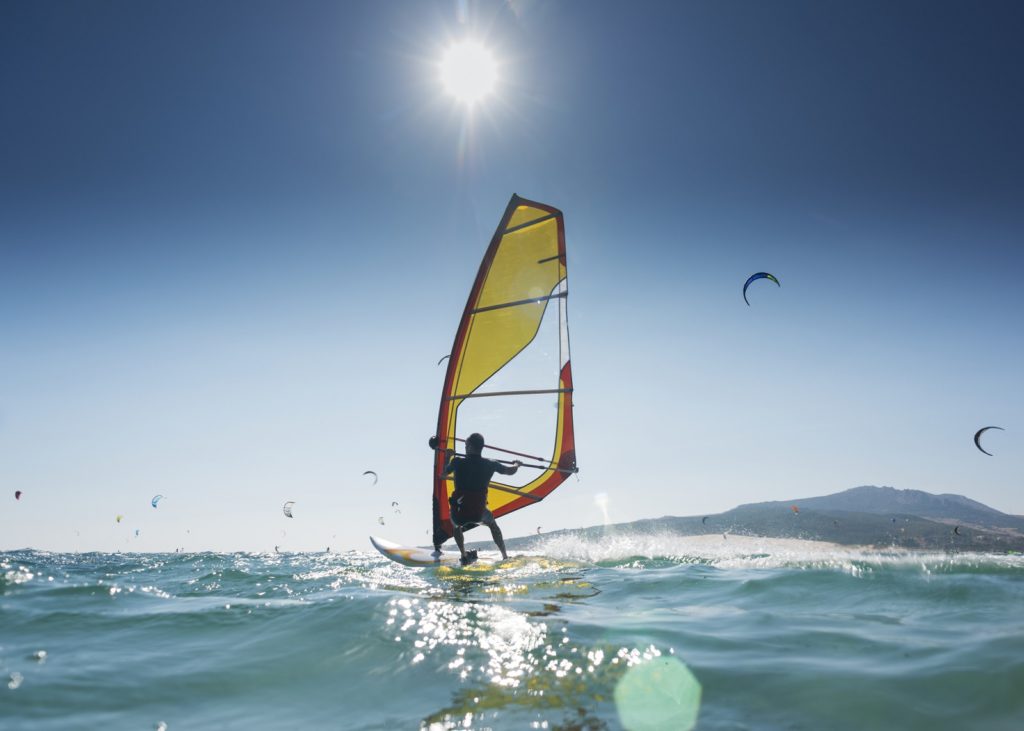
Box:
[439,40,497,106]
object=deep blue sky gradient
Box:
[2,1,1022,551]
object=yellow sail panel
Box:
[506,203,555,229]
[454,303,547,398]
[452,217,564,399]
[474,217,562,309]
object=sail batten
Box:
[432,195,577,547]
[445,387,571,401]
[502,212,559,235]
[486,483,544,500]
[469,291,567,315]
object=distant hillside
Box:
[742,485,1024,533]
[488,486,1024,553]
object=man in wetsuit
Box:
[441,432,519,565]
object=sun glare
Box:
[440,40,497,105]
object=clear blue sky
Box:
[2,1,1022,552]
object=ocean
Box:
[3,534,1023,730]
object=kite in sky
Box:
[743,272,780,306]
[282,501,295,518]
[974,426,1004,456]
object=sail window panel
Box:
[485,385,572,513]
[456,394,557,492]
[474,218,562,310]
[454,297,553,398]
[452,297,562,490]
[468,291,561,394]
[558,291,571,368]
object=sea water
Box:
[2,535,1023,730]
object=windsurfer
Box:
[441,432,519,565]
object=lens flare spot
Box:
[614,656,701,731]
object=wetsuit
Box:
[444,454,516,527]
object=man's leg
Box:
[485,516,508,560]
[431,494,446,556]
[453,525,467,559]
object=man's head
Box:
[465,432,485,455]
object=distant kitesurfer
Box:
[439,432,518,565]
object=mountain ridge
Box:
[490,485,1024,552]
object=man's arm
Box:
[429,437,457,476]
[493,460,521,476]
[442,449,457,476]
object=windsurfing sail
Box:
[432,194,578,547]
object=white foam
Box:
[529,531,1024,572]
